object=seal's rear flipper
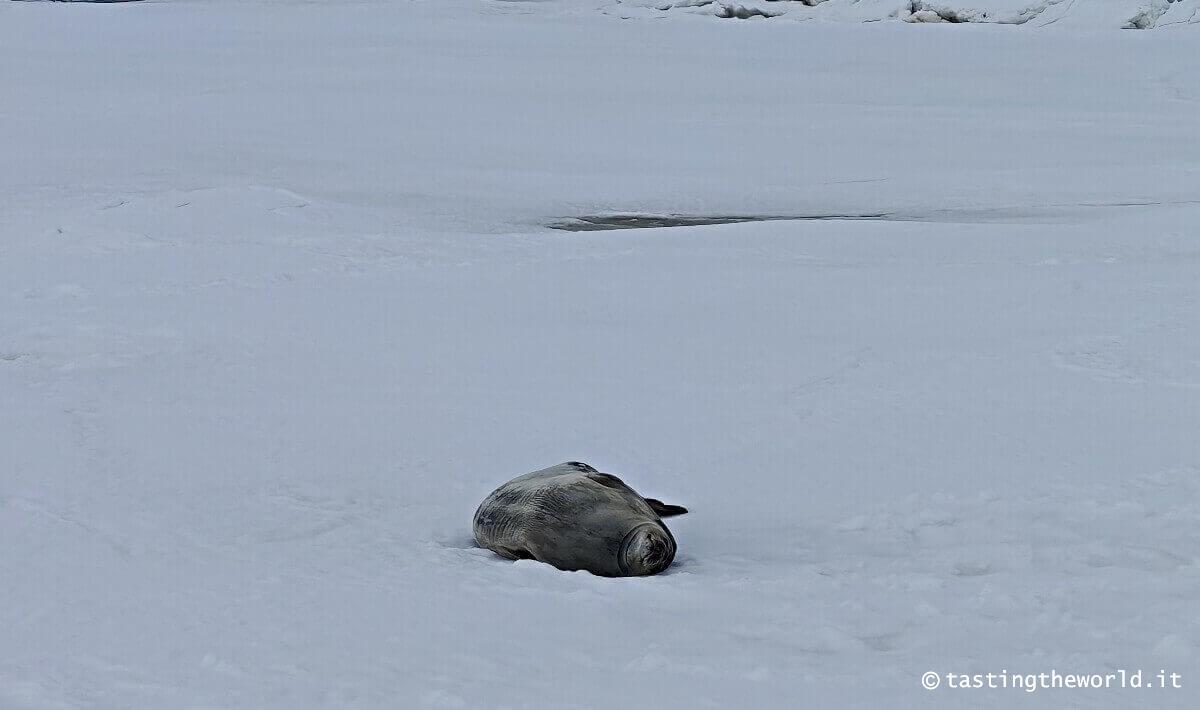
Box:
[645,498,688,517]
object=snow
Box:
[2,0,1199,708]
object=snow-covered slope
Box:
[611,0,1200,28]
[17,0,1200,28]
[2,1,1198,708]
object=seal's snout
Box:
[619,524,676,576]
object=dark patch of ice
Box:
[547,200,1200,232]
[548,213,888,231]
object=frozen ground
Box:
[2,0,1199,708]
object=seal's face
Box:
[618,523,676,576]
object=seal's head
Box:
[618,523,676,576]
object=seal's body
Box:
[473,462,687,577]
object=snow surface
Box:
[2,0,1199,708]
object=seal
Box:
[472,461,687,577]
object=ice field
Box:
[2,1,1198,707]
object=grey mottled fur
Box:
[473,462,686,577]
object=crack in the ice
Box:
[549,213,888,231]
[548,199,1200,232]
